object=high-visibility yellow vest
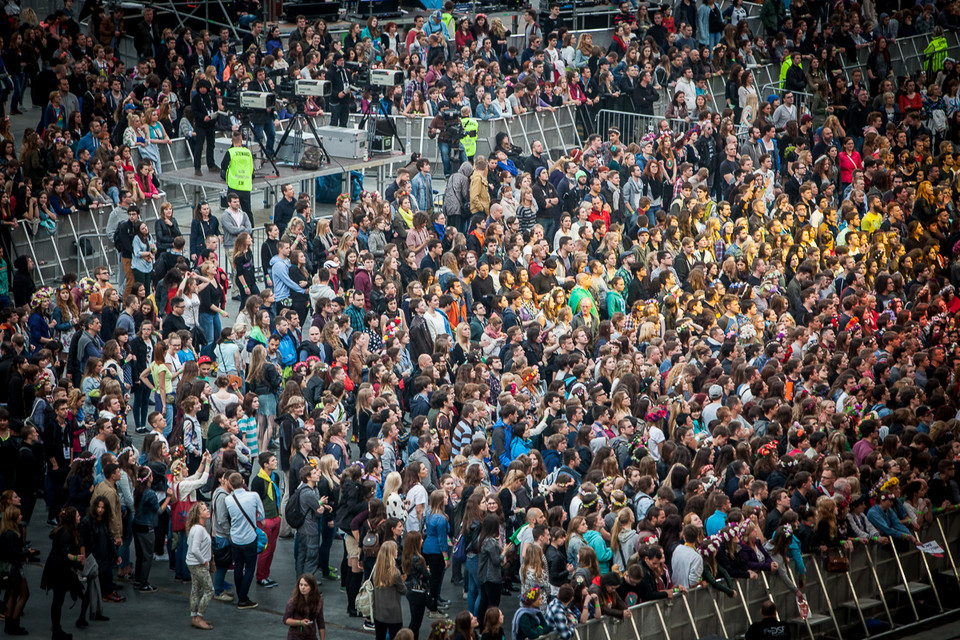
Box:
[226,145,253,192]
[461,117,478,157]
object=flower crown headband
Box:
[522,585,542,604]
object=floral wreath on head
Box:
[521,585,542,605]
[168,444,185,460]
[780,523,793,538]
[645,405,667,422]
[579,489,599,509]
[757,441,778,458]
[336,194,350,207]
[608,490,627,510]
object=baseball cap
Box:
[708,384,723,399]
[198,356,212,365]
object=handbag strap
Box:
[231,493,257,531]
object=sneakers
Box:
[237,600,258,610]
[138,584,157,593]
[438,598,451,607]
[194,169,203,177]
[323,568,339,580]
[154,553,169,561]
[427,610,446,619]
[135,426,150,434]
[102,592,126,603]
[363,621,376,631]
[213,592,234,602]
[258,578,279,588]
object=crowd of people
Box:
[0,0,960,639]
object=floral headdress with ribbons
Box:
[521,585,542,606]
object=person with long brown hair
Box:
[283,574,326,639]
[40,506,87,639]
[401,530,431,640]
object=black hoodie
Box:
[11,256,34,308]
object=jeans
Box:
[232,540,258,602]
[407,589,427,640]
[10,73,23,110]
[174,529,190,579]
[465,555,480,616]
[253,120,276,157]
[256,516,281,581]
[132,385,151,430]
[296,530,320,578]
[319,516,335,576]
[213,536,231,595]
[119,509,134,570]
[438,140,463,178]
[375,620,403,640]
[198,311,222,346]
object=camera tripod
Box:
[357,88,405,155]
[272,100,331,167]
[236,110,280,178]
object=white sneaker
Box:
[155,553,169,561]
[214,593,234,602]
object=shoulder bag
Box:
[232,493,268,553]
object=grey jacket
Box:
[296,482,322,536]
[477,536,503,584]
[221,209,252,250]
[373,573,407,623]
[443,161,473,220]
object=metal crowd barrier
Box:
[543,511,960,640]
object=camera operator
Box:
[328,52,352,127]
[191,79,218,176]
[428,107,464,179]
[248,67,276,157]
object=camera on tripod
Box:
[348,65,405,92]
[220,77,277,112]
[440,107,465,141]
[276,76,332,102]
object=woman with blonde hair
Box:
[519,541,550,604]
[371,541,406,636]
[382,471,406,522]
[315,454,340,581]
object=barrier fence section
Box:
[544,511,960,640]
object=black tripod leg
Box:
[245,117,279,175]
[302,113,331,165]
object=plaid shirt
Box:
[545,598,577,640]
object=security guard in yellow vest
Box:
[220,131,254,223]
[460,105,478,162]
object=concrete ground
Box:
[14,512,492,640]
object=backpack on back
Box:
[284,484,309,529]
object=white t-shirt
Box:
[647,426,665,462]
[423,310,446,342]
[404,483,429,533]
[182,293,200,328]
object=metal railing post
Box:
[889,540,920,621]
[864,544,895,627]
[936,516,960,590]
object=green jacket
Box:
[924,36,948,74]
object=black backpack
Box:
[284,484,309,529]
